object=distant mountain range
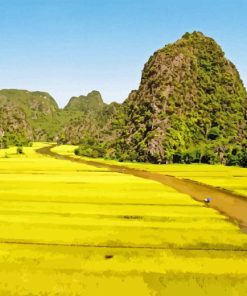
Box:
[0,89,120,146]
[1,31,247,166]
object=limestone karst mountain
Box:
[109,31,247,164]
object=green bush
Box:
[208,126,220,140]
[16,147,24,154]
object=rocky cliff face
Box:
[0,89,60,143]
[0,104,33,148]
[60,101,120,144]
[113,32,247,163]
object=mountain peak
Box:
[64,90,105,112]
[87,90,102,96]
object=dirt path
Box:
[37,145,247,233]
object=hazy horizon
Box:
[0,0,246,108]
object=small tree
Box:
[16,146,24,154]
[208,126,220,140]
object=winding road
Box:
[37,145,247,233]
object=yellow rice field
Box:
[52,145,247,198]
[0,143,247,295]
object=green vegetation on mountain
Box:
[0,89,60,143]
[61,101,120,147]
[0,103,32,148]
[0,89,119,149]
[64,91,105,112]
[105,31,247,165]
[61,91,120,145]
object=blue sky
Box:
[0,0,246,107]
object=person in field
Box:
[204,197,212,205]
